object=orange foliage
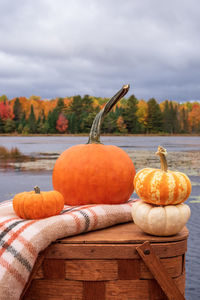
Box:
[188,103,200,132]
[136,100,148,125]
[116,116,127,133]
[10,96,72,119]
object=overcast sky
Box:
[0,0,200,102]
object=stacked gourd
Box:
[131,146,191,236]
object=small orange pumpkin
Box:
[53,85,136,205]
[134,146,191,205]
[13,186,64,219]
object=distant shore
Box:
[0,133,200,137]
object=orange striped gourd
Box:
[134,146,191,206]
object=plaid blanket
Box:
[0,199,136,300]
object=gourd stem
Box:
[156,146,168,172]
[88,84,130,144]
[34,186,40,194]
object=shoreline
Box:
[0,133,200,137]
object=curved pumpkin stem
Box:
[156,146,168,172]
[34,186,41,194]
[88,84,130,144]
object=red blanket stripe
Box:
[0,257,26,286]
[0,220,37,257]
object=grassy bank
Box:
[0,146,23,159]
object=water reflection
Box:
[1,136,200,154]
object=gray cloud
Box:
[0,0,200,101]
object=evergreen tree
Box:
[122,95,140,133]
[17,111,26,133]
[81,95,99,132]
[41,109,46,123]
[169,102,179,133]
[13,98,22,132]
[46,110,59,133]
[146,98,163,133]
[67,113,76,134]
[43,98,66,133]
[56,98,65,112]
[28,105,37,133]
[13,98,22,121]
[0,116,4,133]
[4,119,16,133]
[102,110,118,133]
[173,104,180,133]
[36,109,46,133]
[180,107,188,133]
[163,101,171,133]
[67,95,83,133]
[20,111,26,127]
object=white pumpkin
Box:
[131,200,191,236]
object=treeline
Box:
[0,94,200,134]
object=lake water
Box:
[0,135,200,299]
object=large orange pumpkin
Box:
[13,186,64,219]
[134,146,192,205]
[53,85,136,205]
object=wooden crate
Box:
[22,222,188,300]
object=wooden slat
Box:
[20,251,46,300]
[45,239,187,260]
[23,280,83,300]
[34,265,44,279]
[65,260,118,281]
[136,241,185,300]
[83,281,105,300]
[106,280,149,300]
[118,259,140,280]
[148,280,167,300]
[148,273,185,298]
[140,255,183,279]
[174,272,185,295]
[43,259,66,279]
[58,223,188,244]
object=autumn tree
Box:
[56,113,68,133]
[116,116,127,133]
[0,95,8,103]
[136,100,148,133]
[188,104,200,133]
[0,101,14,120]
